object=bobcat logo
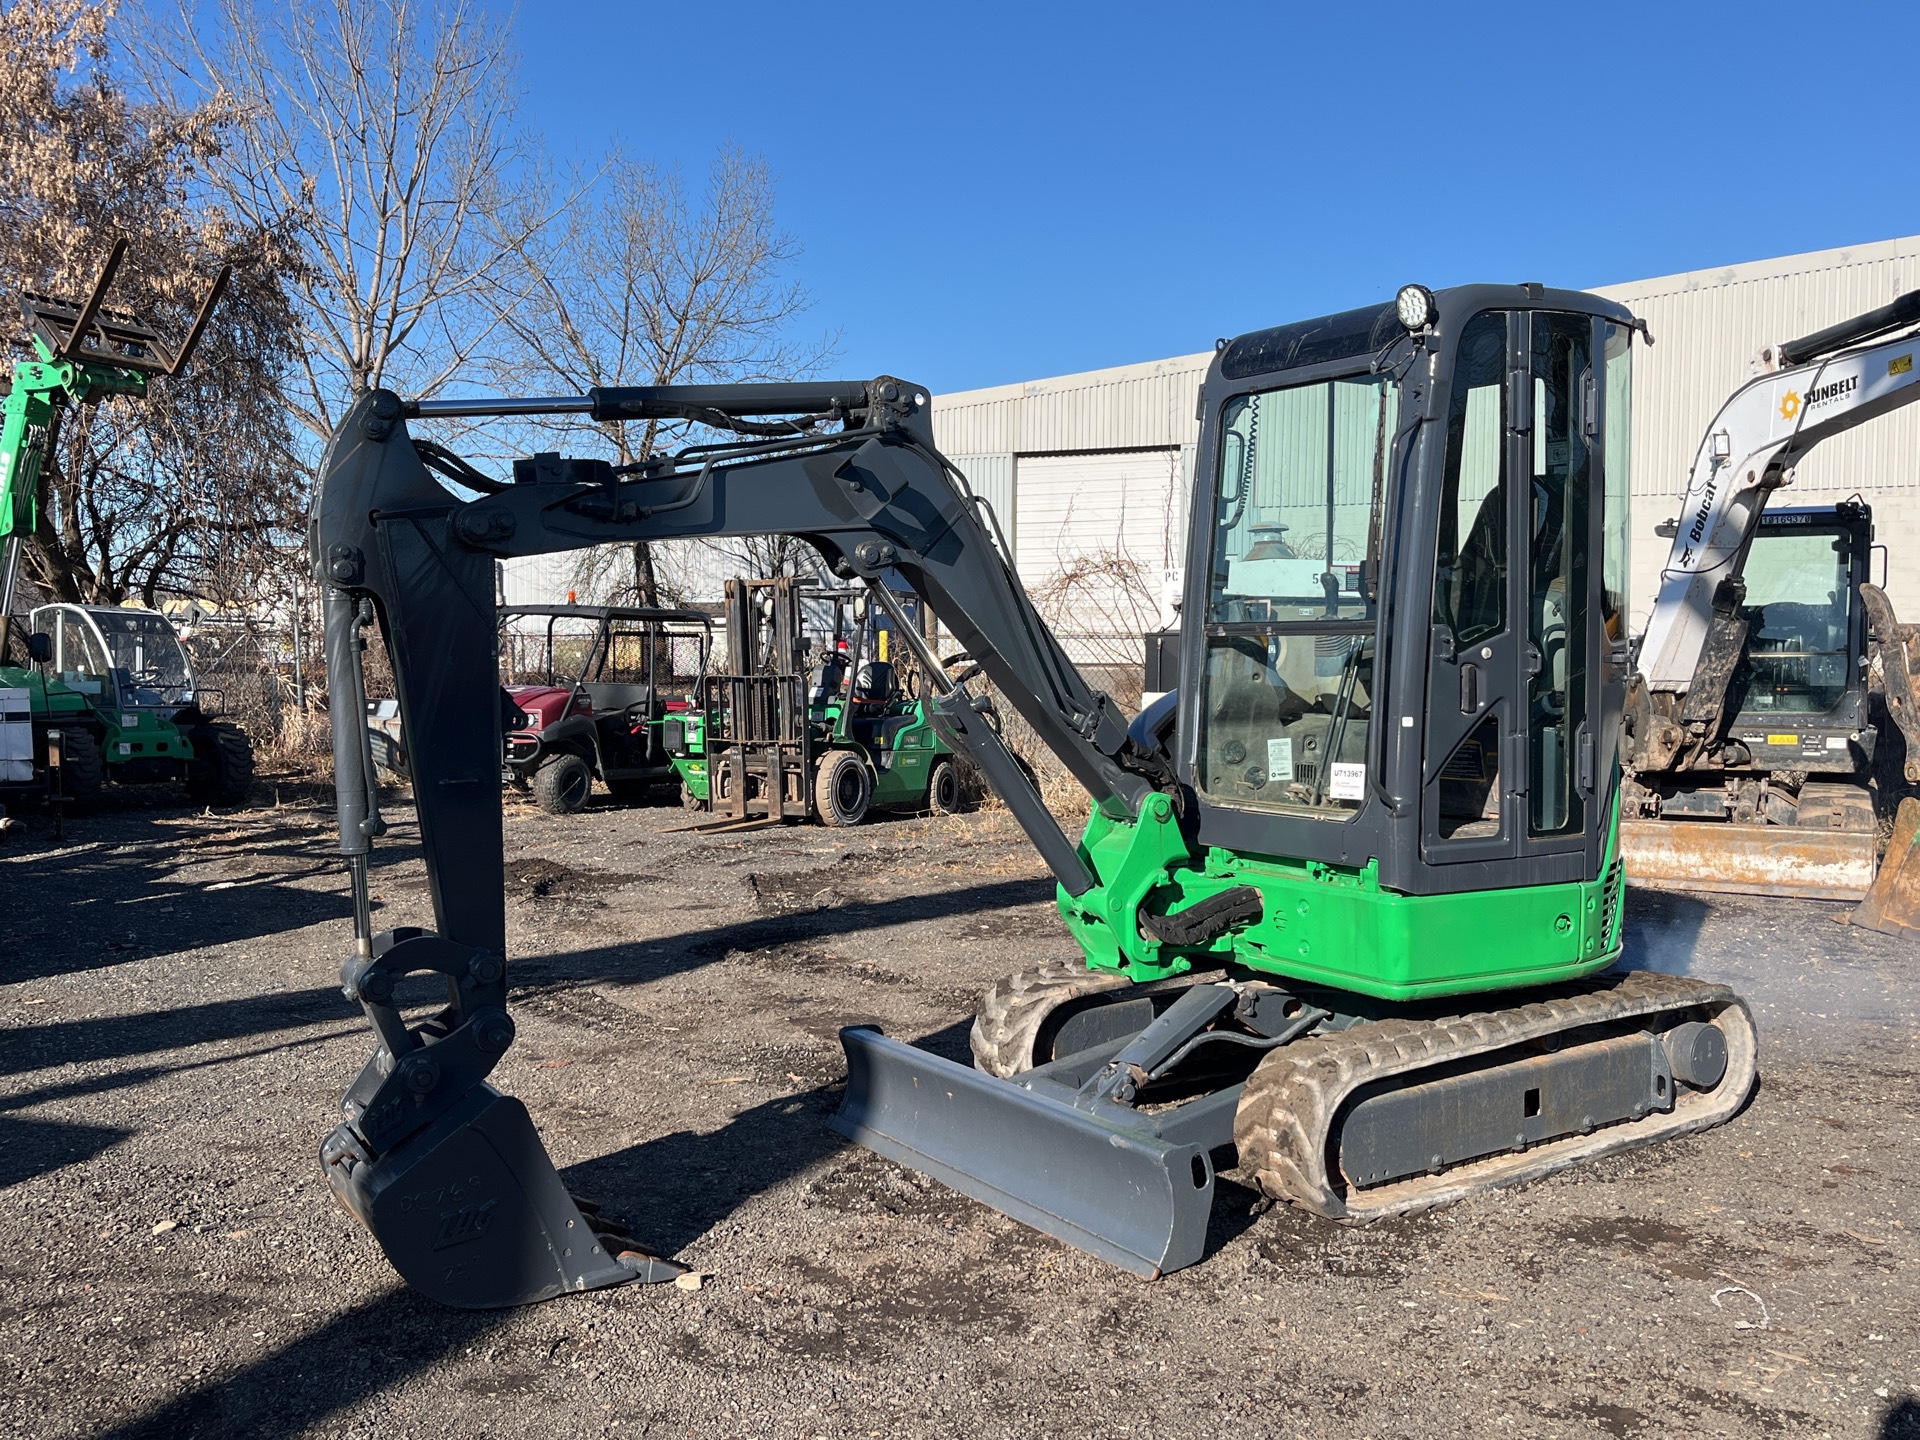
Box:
[432,1196,499,1251]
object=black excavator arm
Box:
[311,378,1173,1306]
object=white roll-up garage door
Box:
[1015,450,1185,665]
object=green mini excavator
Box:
[313,282,1756,1307]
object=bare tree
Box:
[1,0,300,606]
[486,146,831,605]
[143,0,564,444]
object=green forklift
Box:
[671,574,973,824]
[0,243,234,812]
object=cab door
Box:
[1420,310,1604,883]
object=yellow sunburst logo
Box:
[1780,390,1802,421]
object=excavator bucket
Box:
[1620,819,1876,902]
[829,1027,1215,1279]
[323,1085,683,1309]
[1851,797,1920,939]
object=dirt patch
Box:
[804,1149,981,1228]
[722,942,908,987]
[511,982,645,1034]
[742,862,872,915]
[504,856,650,900]
[1563,1398,1648,1436]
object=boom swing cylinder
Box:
[313,284,1757,1307]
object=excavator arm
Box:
[311,378,1175,1306]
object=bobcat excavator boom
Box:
[315,284,1757,1308]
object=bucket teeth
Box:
[325,1084,684,1306]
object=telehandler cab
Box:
[314,283,1756,1307]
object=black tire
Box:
[680,779,707,811]
[812,748,871,827]
[531,752,593,814]
[52,727,105,813]
[927,757,964,815]
[186,721,254,806]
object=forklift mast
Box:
[312,283,1714,1308]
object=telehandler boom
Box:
[314,283,1757,1307]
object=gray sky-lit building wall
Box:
[932,235,1920,656]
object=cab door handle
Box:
[1460,663,1480,714]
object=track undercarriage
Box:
[831,960,1757,1277]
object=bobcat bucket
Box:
[1852,796,1920,939]
[322,1084,683,1308]
[1620,818,1877,901]
[829,1026,1216,1279]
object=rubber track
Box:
[1233,969,1759,1223]
[967,960,1134,1078]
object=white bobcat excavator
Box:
[1623,290,1920,934]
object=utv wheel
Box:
[532,752,593,814]
[813,749,871,827]
[187,721,254,806]
[927,757,964,815]
[680,780,707,811]
[53,727,105,812]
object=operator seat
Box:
[851,661,896,715]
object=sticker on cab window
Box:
[1329,762,1366,801]
[1267,737,1294,783]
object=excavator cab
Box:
[1152,291,1642,987]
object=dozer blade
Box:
[324,1084,682,1308]
[1852,796,1920,939]
[829,1027,1214,1279]
[1621,818,1876,901]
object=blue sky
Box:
[518,2,1920,395]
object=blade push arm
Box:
[1638,296,1920,695]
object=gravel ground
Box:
[1,785,1916,1440]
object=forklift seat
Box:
[851,662,896,713]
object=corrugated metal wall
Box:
[496,236,1920,624]
[1591,235,1920,630]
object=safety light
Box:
[1396,283,1437,332]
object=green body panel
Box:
[0,663,92,721]
[669,713,709,800]
[97,705,195,765]
[1057,786,1625,1002]
[864,707,947,805]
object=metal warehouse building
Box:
[932,234,1920,660]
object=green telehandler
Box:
[0,242,247,810]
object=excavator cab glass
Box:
[1185,286,1638,900]
[1736,523,1856,714]
[1199,373,1396,816]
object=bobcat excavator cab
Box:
[1624,289,1920,929]
[313,283,1756,1308]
